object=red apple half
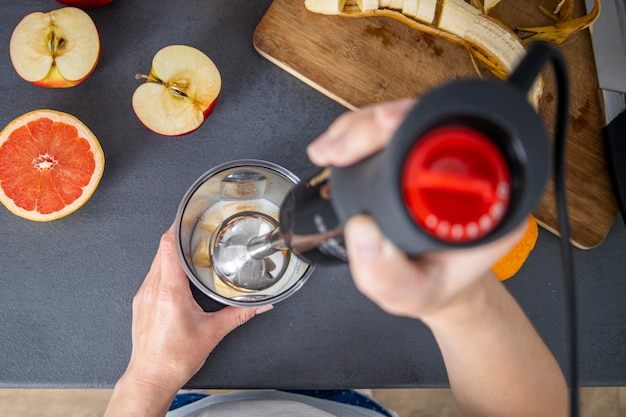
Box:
[132,45,222,137]
[56,0,114,8]
[9,7,100,88]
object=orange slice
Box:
[492,215,538,281]
[0,109,105,221]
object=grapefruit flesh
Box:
[0,110,104,221]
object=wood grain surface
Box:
[2,387,625,416]
[253,0,619,249]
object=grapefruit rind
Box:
[0,109,105,221]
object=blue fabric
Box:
[283,390,393,417]
[169,392,209,411]
[170,389,393,416]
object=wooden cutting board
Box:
[253,0,619,249]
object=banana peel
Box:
[519,0,599,44]
[340,4,463,43]
[483,0,503,14]
[305,0,542,107]
[553,0,574,21]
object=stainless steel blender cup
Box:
[175,160,314,307]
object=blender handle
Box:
[330,80,551,256]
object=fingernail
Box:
[255,304,274,315]
[306,143,326,165]
[307,133,332,165]
[350,220,383,260]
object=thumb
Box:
[205,305,273,345]
[345,215,424,312]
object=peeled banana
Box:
[304,0,542,106]
[358,0,379,11]
[304,0,346,14]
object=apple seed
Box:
[135,73,189,98]
[47,31,67,58]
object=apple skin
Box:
[134,97,219,137]
[10,8,100,88]
[132,45,222,136]
[32,57,97,88]
[56,0,113,8]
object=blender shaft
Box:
[247,227,286,260]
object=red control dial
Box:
[402,126,511,243]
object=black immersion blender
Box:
[211,43,553,283]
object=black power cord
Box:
[509,42,577,417]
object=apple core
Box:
[132,45,222,136]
